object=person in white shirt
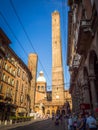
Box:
[86,112,97,130]
[68,115,73,130]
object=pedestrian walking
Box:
[86,112,97,130]
[76,113,85,130]
[68,115,73,130]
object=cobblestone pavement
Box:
[0,118,68,130]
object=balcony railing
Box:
[76,19,92,55]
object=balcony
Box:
[76,19,92,55]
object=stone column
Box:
[89,76,98,111]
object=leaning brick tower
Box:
[52,11,65,105]
[28,53,38,111]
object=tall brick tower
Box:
[52,11,65,105]
[28,53,38,112]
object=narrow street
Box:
[1,118,68,130]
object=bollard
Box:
[10,119,12,125]
[0,120,1,125]
[4,120,7,125]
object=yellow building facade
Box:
[0,29,32,121]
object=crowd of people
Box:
[67,112,98,130]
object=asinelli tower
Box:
[52,11,65,105]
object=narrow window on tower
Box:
[55,41,57,44]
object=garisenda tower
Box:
[52,11,65,105]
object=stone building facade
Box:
[67,0,98,114]
[0,28,32,120]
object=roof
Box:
[37,71,46,82]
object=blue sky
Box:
[0,0,70,90]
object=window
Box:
[0,84,2,93]
[8,77,10,84]
[20,95,23,103]
[3,74,6,81]
[16,80,18,91]
[13,70,16,76]
[5,63,8,70]
[17,67,20,76]
[38,86,40,90]
[5,75,8,83]
[12,79,14,86]
[41,86,44,91]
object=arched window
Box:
[5,75,8,82]
[41,86,44,91]
[8,77,10,84]
[5,63,8,70]
[13,70,16,76]
[12,79,14,86]
[9,66,12,73]
[3,74,6,81]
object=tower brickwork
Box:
[52,11,65,105]
[28,53,38,111]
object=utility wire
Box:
[0,12,28,58]
[0,12,41,74]
[10,0,51,84]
